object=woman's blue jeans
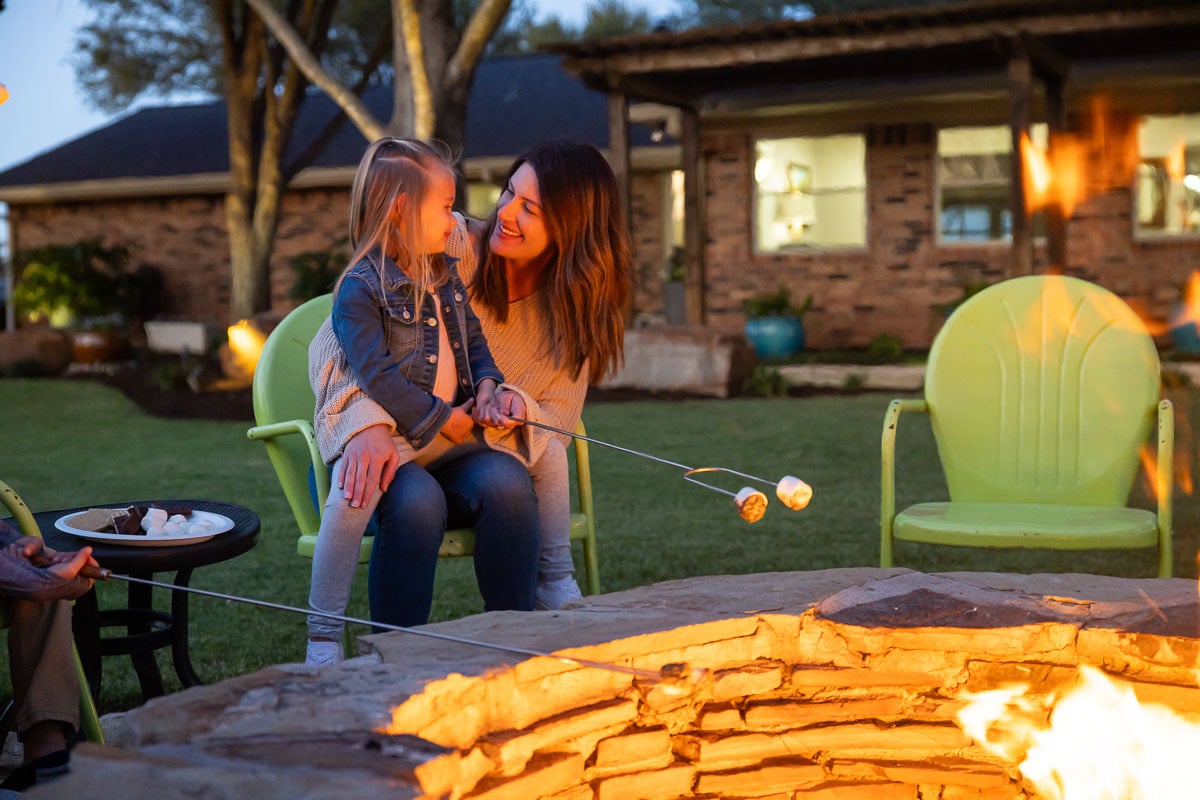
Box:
[368,448,539,628]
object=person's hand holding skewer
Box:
[475,388,525,429]
[8,536,100,592]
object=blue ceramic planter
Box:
[1170,302,1200,353]
[744,316,805,359]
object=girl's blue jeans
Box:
[368,448,539,628]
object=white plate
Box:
[55,509,234,547]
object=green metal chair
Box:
[0,480,105,745]
[246,294,600,593]
[881,274,1173,577]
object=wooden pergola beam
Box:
[560,9,1200,79]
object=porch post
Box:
[1007,50,1034,276]
[1044,75,1067,273]
[607,91,632,236]
[680,105,706,324]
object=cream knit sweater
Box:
[311,214,588,466]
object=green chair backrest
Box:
[251,294,332,539]
[926,274,1159,506]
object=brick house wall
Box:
[8,188,350,327]
[697,116,1200,350]
[9,116,1200,348]
[8,174,671,329]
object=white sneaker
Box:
[305,639,344,666]
[534,576,583,610]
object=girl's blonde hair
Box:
[341,137,457,306]
[472,141,632,384]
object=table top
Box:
[37,499,260,575]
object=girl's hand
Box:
[442,405,477,443]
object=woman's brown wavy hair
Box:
[472,141,632,385]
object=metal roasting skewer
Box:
[79,567,701,688]
[509,416,812,520]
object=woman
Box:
[321,140,631,630]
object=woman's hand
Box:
[339,423,400,508]
[5,535,47,561]
[472,382,524,430]
[46,546,97,585]
[471,379,507,427]
[492,389,526,428]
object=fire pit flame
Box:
[956,665,1200,799]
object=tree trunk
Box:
[235,0,513,311]
[219,0,337,321]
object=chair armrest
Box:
[1156,398,1174,577]
[0,479,41,539]
[246,419,330,511]
[880,398,928,567]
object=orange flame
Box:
[1021,132,1052,210]
[1139,444,1182,503]
[1020,132,1086,217]
[956,666,1200,799]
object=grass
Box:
[1,378,1197,715]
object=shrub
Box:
[13,240,136,327]
[742,365,791,398]
[742,286,813,318]
[864,333,905,364]
[289,239,348,303]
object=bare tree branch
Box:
[447,0,511,89]
[399,0,433,139]
[244,0,387,139]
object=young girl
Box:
[304,137,516,666]
[311,141,631,621]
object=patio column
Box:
[607,91,632,238]
[681,105,706,324]
[1007,49,1034,277]
[1044,75,1068,273]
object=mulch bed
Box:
[64,361,725,423]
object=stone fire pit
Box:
[45,568,1200,799]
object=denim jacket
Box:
[331,251,504,449]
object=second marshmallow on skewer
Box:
[776,475,813,511]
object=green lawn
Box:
[1,378,1196,714]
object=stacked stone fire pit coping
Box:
[43,568,1200,799]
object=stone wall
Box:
[53,569,1200,799]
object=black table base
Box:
[39,500,260,703]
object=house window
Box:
[1136,114,1200,238]
[754,135,866,251]
[465,181,502,220]
[937,125,1046,243]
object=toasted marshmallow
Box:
[775,476,813,511]
[734,487,767,523]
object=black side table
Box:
[38,499,260,702]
